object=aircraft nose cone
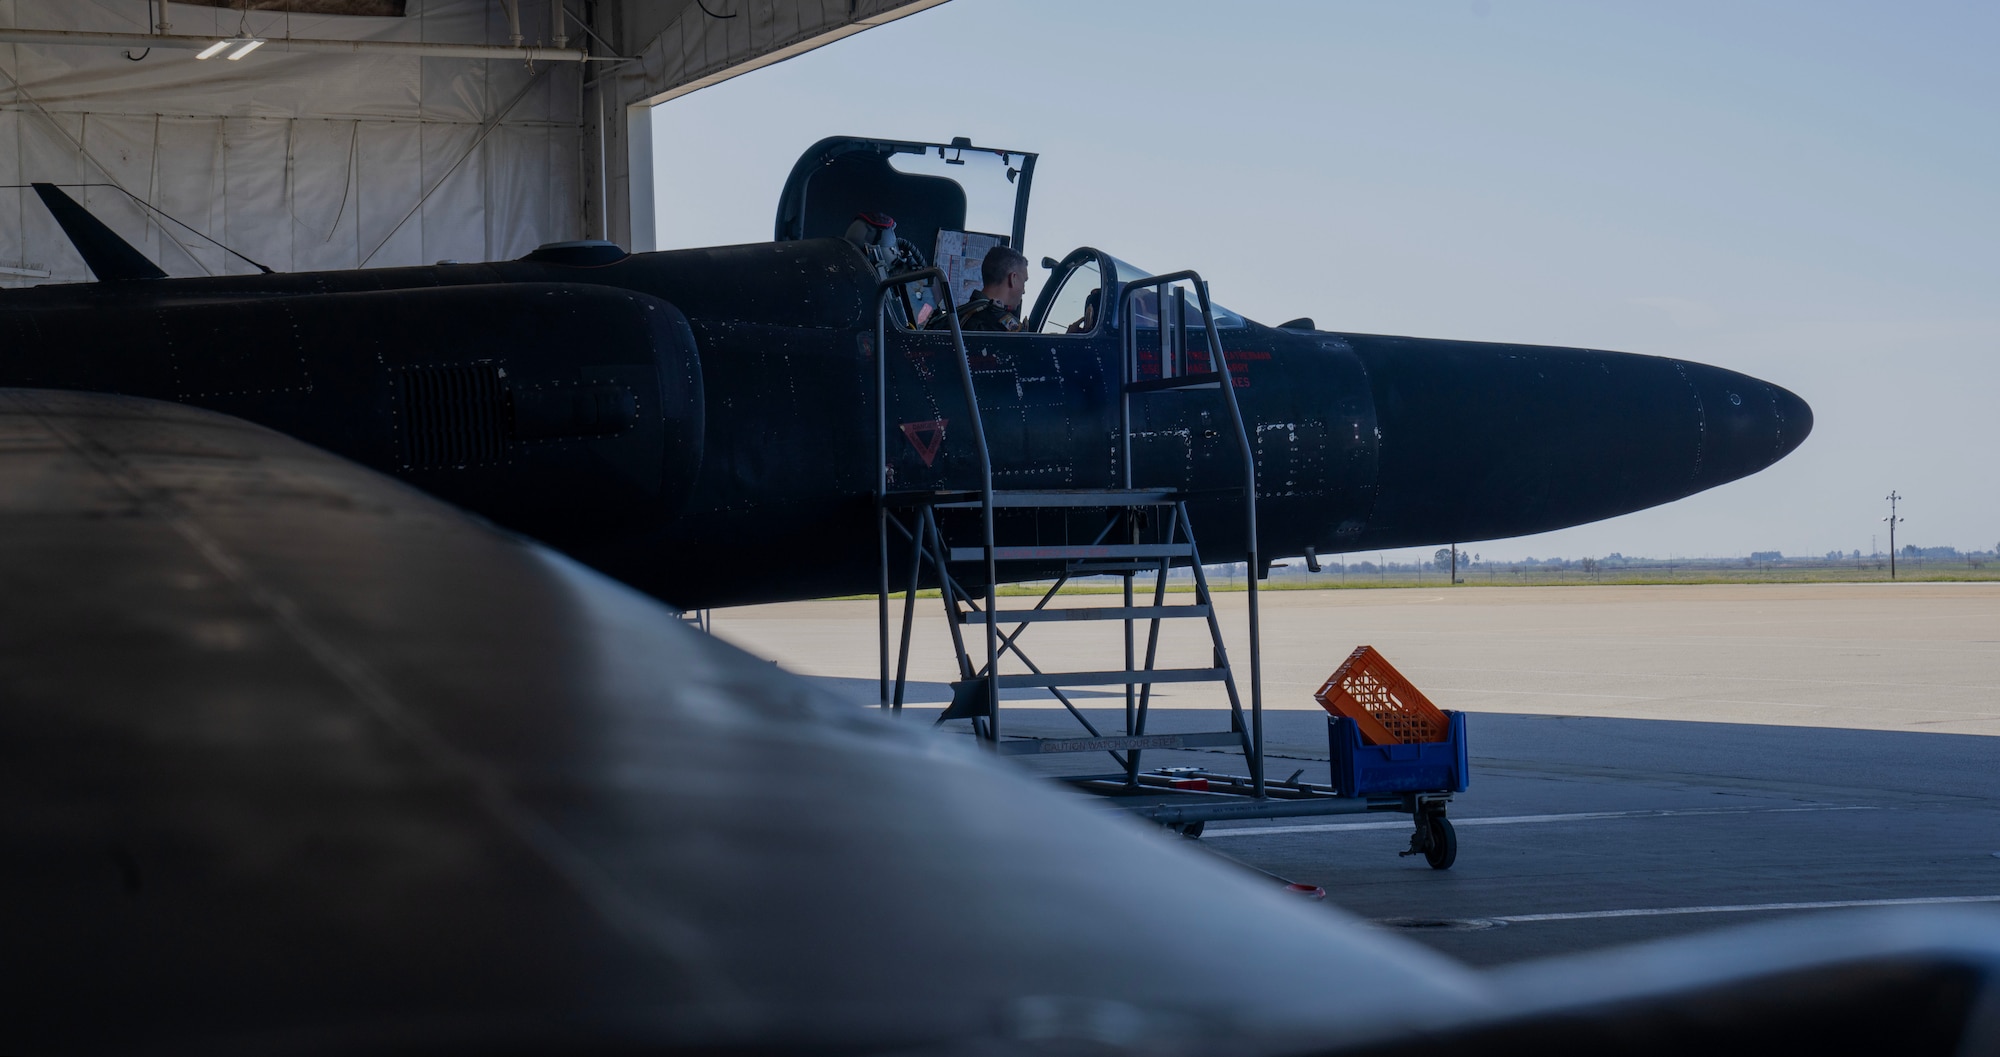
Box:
[1342,339,1812,547]
[1771,383,1813,460]
[1677,362,1813,488]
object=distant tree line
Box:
[1245,542,2000,581]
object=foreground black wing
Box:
[0,389,1478,1053]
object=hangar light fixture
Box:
[194,37,265,60]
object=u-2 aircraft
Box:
[0,136,1810,608]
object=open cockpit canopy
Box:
[774,136,1035,266]
[777,137,1249,333]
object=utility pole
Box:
[1450,544,1458,585]
[1884,491,1903,580]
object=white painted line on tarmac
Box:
[1489,894,2000,924]
[1204,804,1876,839]
[1427,686,1660,701]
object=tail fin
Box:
[31,183,167,282]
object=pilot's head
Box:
[981,246,1030,312]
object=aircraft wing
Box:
[0,388,1480,1052]
[1,388,1994,1054]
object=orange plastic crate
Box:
[1313,646,1450,746]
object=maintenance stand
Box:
[874,266,1464,869]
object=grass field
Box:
[1281,562,2000,590]
[843,560,2000,599]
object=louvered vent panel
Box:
[398,364,509,469]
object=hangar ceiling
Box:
[0,0,947,286]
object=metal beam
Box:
[500,0,523,47]
[624,0,952,108]
[0,27,613,62]
[624,103,655,252]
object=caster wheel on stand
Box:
[1401,813,1458,870]
[1422,815,1456,870]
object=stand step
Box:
[1125,371,1223,394]
[886,488,1239,509]
[994,668,1226,689]
[948,543,1194,563]
[880,489,982,507]
[994,731,1244,755]
[961,604,1211,624]
[1065,560,1178,575]
[938,489,1187,509]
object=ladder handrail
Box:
[875,269,999,735]
[1114,270,1265,796]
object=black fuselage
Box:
[0,238,1810,608]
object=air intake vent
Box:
[398,364,509,469]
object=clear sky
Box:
[653,0,1999,562]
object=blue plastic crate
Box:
[1327,711,1469,798]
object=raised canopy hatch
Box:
[773,136,1037,264]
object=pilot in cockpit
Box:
[1066,288,1100,334]
[928,246,1028,333]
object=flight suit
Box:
[927,294,1021,333]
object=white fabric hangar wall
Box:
[0,0,584,286]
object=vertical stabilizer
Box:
[31,184,167,282]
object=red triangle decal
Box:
[900,418,947,467]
